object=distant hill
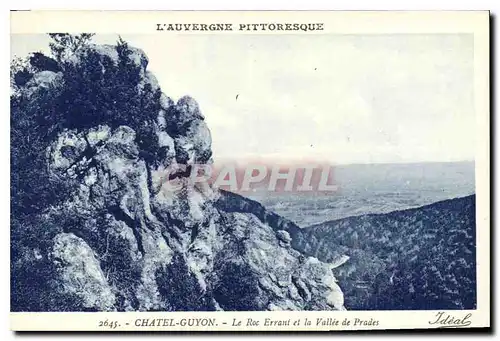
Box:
[247,161,475,226]
[291,195,476,310]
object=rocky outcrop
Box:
[50,233,115,311]
[11,40,344,312]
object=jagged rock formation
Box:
[10,39,344,312]
[223,193,477,310]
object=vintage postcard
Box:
[10,11,490,331]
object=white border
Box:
[2,1,496,339]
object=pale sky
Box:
[11,33,475,164]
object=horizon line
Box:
[211,158,475,166]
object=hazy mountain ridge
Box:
[293,195,476,310]
[249,161,475,226]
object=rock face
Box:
[10,40,344,312]
[51,233,116,311]
[219,192,477,310]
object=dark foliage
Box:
[48,33,95,63]
[10,215,86,311]
[29,52,61,73]
[212,261,262,311]
[11,34,162,311]
[11,34,162,217]
[293,195,476,310]
[155,254,216,311]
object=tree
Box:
[29,52,61,72]
[10,55,34,90]
[48,33,95,64]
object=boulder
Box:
[11,40,345,312]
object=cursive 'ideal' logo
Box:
[429,312,472,328]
